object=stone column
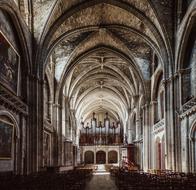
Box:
[150,101,158,125]
[142,103,150,171]
[28,75,43,173]
[94,149,96,164]
[106,150,108,164]
[163,78,176,171]
[53,103,62,166]
[173,73,183,172]
[133,95,140,140]
[127,113,132,143]
[136,117,142,140]
[20,115,26,175]
[180,116,189,172]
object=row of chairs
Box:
[0,168,93,190]
[112,169,196,190]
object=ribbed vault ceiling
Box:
[40,0,168,130]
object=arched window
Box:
[108,151,118,164]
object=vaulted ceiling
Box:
[35,0,171,127]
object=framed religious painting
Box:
[0,119,14,159]
[0,30,20,94]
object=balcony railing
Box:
[153,119,164,134]
[182,97,196,113]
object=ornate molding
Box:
[0,86,28,115]
[180,98,196,119]
[153,119,164,135]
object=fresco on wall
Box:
[0,31,19,93]
[0,120,13,159]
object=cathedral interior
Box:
[0,0,196,189]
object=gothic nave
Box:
[0,0,196,189]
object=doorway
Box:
[96,151,106,164]
[84,151,94,164]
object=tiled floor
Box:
[85,173,118,190]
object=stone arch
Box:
[189,120,196,140]
[0,111,20,138]
[175,1,196,71]
[0,111,20,173]
[37,0,171,79]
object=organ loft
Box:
[0,0,196,189]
